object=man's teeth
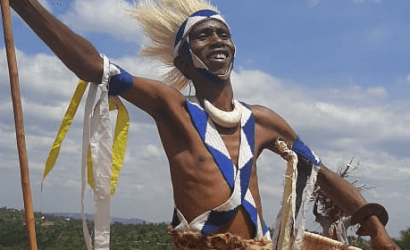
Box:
[211,54,227,59]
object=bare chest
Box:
[217,126,241,166]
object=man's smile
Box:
[208,51,228,61]
[205,49,232,70]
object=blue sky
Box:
[1,0,409,240]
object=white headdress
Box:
[129,0,229,90]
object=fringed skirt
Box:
[168,227,362,250]
[168,226,273,250]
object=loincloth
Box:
[168,226,273,250]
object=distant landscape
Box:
[1,207,409,249]
[46,212,146,225]
[0,207,172,249]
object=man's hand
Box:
[370,230,401,250]
[364,216,402,250]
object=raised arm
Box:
[10,0,103,82]
[9,0,185,117]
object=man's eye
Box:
[218,31,230,39]
[198,34,208,39]
[221,33,229,39]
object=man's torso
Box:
[152,96,289,239]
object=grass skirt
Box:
[168,226,272,249]
[168,227,362,250]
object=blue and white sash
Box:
[174,97,270,240]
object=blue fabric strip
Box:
[185,101,208,140]
[202,207,240,235]
[174,9,219,47]
[262,221,269,235]
[292,137,321,166]
[240,159,253,201]
[208,146,235,189]
[108,65,133,96]
[242,200,258,236]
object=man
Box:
[8,0,400,249]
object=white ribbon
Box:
[81,80,96,250]
[81,55,113,250]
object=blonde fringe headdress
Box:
[129,0,229,90]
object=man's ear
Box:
[174,55,192,79]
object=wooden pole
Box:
[0,0,38,249]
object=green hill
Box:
[0,207,172,250]
[1,207,408,249]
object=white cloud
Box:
[368,189,403,200]
[352,0,381,4]
[231,69,409,140]
[110,56,169,82]
[60,0,141,43]
[231,68,410,182]
[366,86,387,97]
[0,48,78,100]
[399,167,410,176]
[406,74,410,83]
[142,144,161,159]
[308,0,322,7]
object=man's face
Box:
[188,19,235,76]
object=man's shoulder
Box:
[248,104,296,142]
[248,104,284,123]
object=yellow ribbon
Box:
[87,97,130,195]
[42,80,129,196]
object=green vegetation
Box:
[1,207,409,249]
[0,207,172,250]
[395,227,410,250]
[348,236,371,250]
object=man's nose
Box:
[209,32,224,45]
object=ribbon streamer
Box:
[272,140,298,250]
[271,140,320,250]
[87,98,130,195]
[42,81,129,195]
[42,55,130,250]
[42,80,88,187]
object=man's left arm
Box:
[316,163,401,250]
[294,138,400,249]
[253,105,400,249]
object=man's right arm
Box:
[9,0,185,118]
[10,0,103,82]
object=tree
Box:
[395,227,410,250]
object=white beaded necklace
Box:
[203,99,242,128]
